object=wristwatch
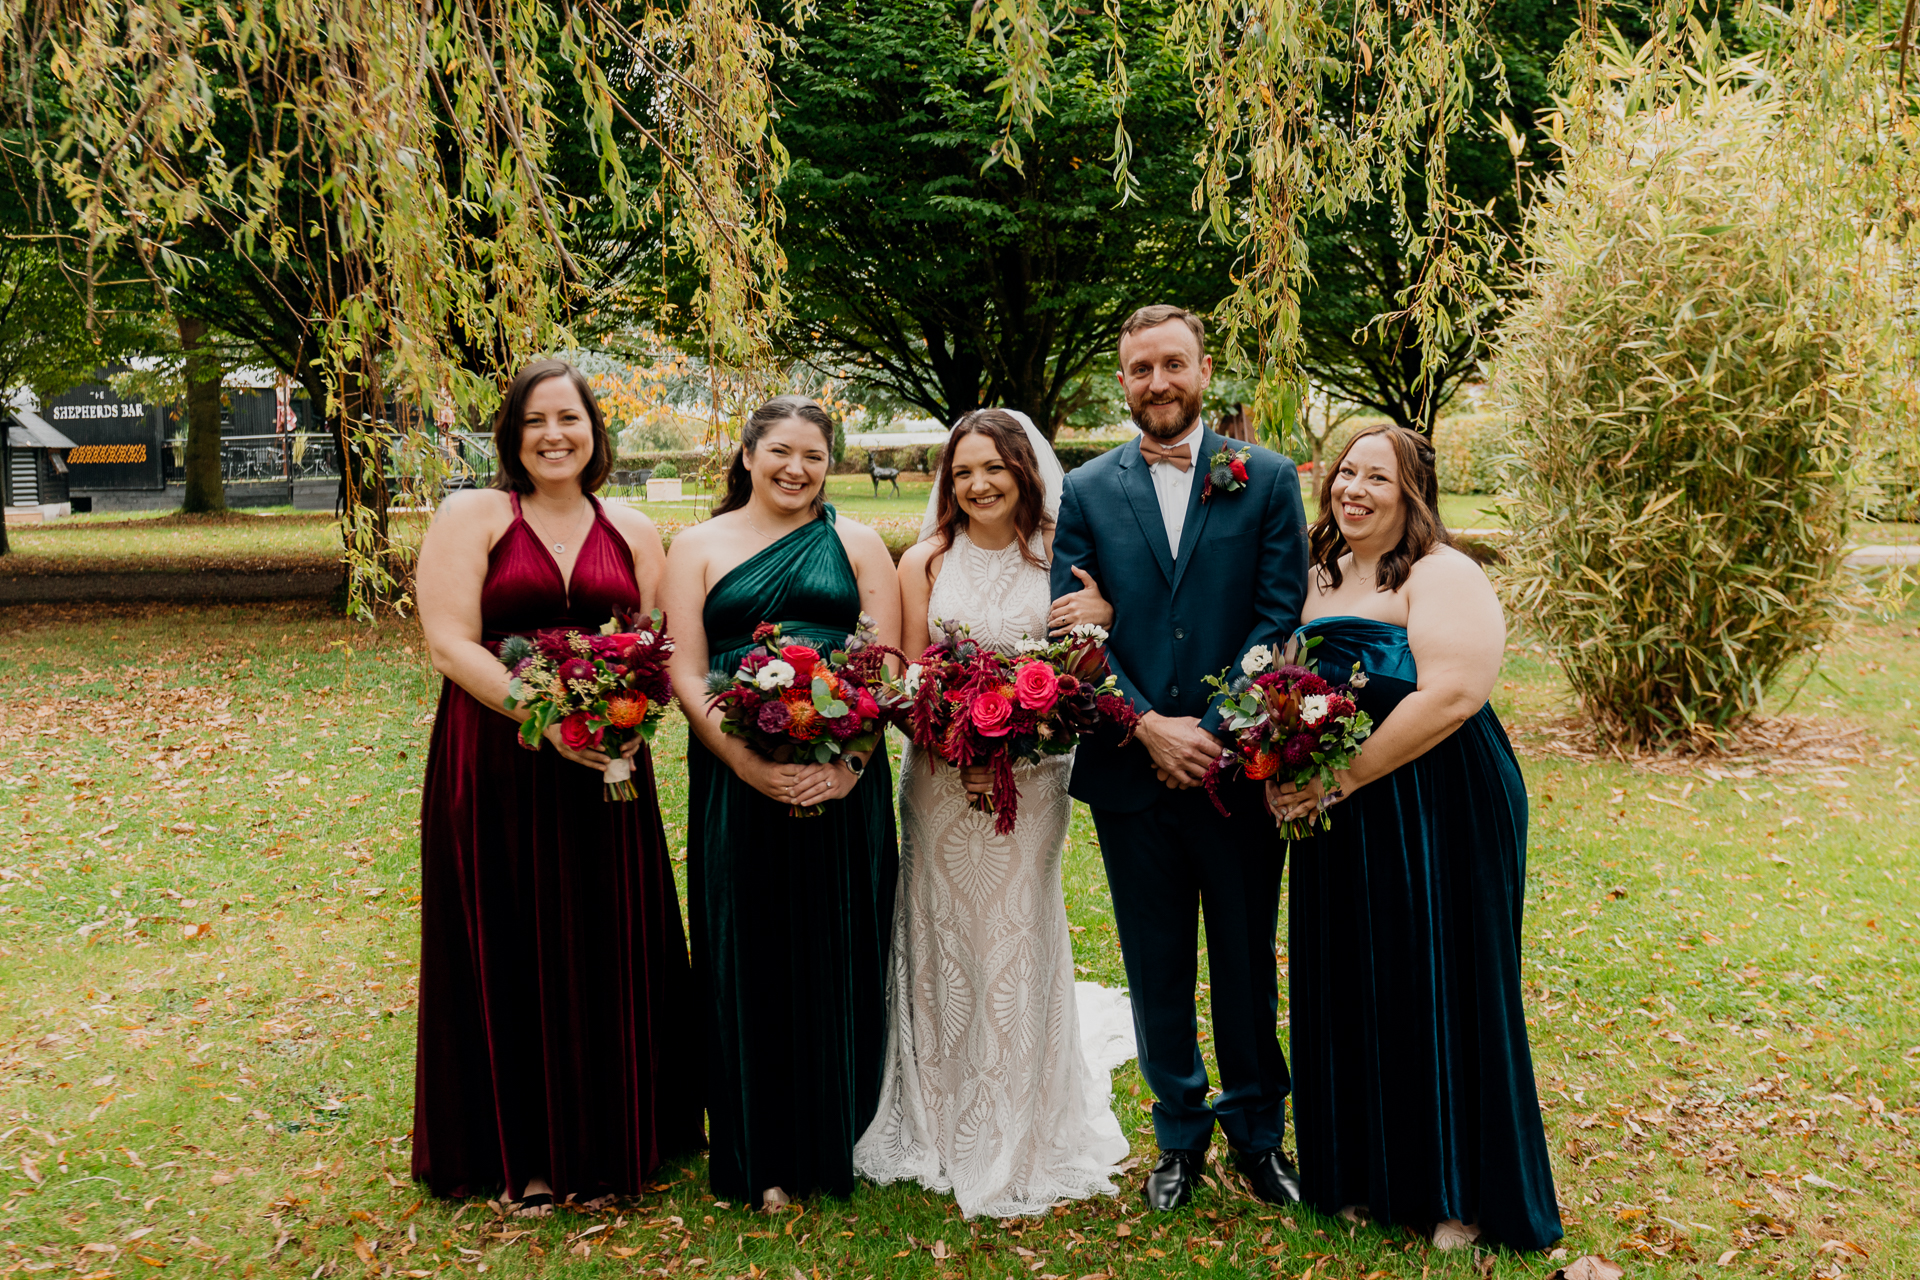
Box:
[841,754,867,776]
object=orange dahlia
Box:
[605,694,648,728]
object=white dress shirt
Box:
[1146,420,1204,559]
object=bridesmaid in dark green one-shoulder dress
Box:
[661,396,903,1210]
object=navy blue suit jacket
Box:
[1050,428,1310,813]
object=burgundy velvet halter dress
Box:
[412,493,702,1202]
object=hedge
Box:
[1430,413,1514,494]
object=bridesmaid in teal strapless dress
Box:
[661,396,902,1209]
[1271,424,1560,1252]
[1287,617,1560,1250]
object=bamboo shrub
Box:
[1492,20,1889,748]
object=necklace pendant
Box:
[554,542,566,553]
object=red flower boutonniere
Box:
[1201,446,1253,502]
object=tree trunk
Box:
[330,362,393,615]
[178,316,226,513]
[0,429,11,557]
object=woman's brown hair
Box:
[925,409,1052,577]
[491,360,613,495]
[711,395,837,518]
[1308,423,1452,593]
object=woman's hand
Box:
[543,723,617,772]
[958,763,994,796]
[736,755,865,807]
[1048,565,1114,636]
[1265,774,1348,825]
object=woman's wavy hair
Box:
[491,360,612,495]
[925,409,1053,578]
[711,395,837,518]
[1308,423,1452,593]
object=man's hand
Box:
[1134,711,1222,788]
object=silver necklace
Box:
[525,502,591,555]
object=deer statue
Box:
[867,452,901,497]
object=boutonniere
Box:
[1201,446,1253,502]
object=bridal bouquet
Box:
[902,620,1139,834]
[1199,634,1374,837]
[496,610,675,801]
[705,615,903,816]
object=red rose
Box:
[559,712,603,752]
[781,645,821,680]
[855,689,880,721]
[970,689,1014,737]
[1013,661,1060,712]
[1228,457,1249,483]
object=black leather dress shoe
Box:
[1143,1149,1208,1211]
[1232,1147,1302,1205]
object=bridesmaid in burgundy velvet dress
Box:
[412,359,702,1214]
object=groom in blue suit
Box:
[1050,305,1309,1211]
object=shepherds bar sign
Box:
[48,400,147,421]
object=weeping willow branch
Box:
[969,0,1502,415]
[1,0,790,617]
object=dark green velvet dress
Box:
[1288,616,1562,1251]
[687,507,899,1201]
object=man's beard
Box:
[1128,386,1202,441]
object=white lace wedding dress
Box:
[854,529,1135,1218]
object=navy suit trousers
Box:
[1092,782,1290,1154]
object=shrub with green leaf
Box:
[649,461,680,480]
[1492,24,1883,747]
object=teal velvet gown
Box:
[687,507,899,1201]
[1288,616,1562,1251]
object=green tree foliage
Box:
[766,0,1230,437]
[1493,11,1897,748]
[0,243,149,400]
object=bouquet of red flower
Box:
[496,609,676,801]
[902,621,1139,835]
[1199,633,1374,838]
[704,615,903,816]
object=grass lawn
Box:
[0,591,1915,1278]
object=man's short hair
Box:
[1118,304,1206,355]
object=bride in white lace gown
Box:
[854,409,1135,1219]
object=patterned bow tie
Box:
[1138,435,1192,471]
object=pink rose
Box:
[781,645,821,680]
[559,712,603,752]
[970,689,1014,737]
[1013,661,1060,712]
